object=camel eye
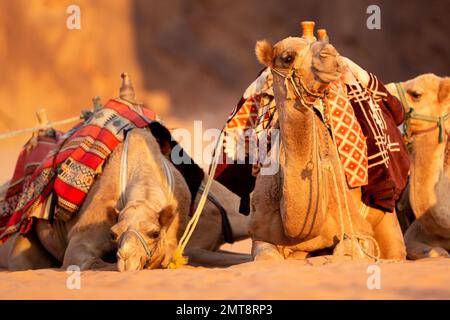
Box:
[408,90,423,101]
[282,55,293,64]
[149,230,160,238]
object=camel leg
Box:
[371,210,407,260]
[63,230,116,271]
[404,220,450,259]
[0,232,57,270]
[35,219,70,262]
[186,248,252,267]
[251,240,284,261]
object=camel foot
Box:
[68,258,116,271]
[333,237,376,261]
[252,240,283,261]
[285,250,309,260]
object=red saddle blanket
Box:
[0,131,61,238]
[0,98,156,242]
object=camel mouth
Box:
[116,250,147,272]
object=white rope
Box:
[118,135,130,211]
[0,115,82,141]
[169,128,225,268]
[160,155,175,204]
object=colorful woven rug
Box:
[326,81,368,187]
[0,98,156,242]
[0,130,61,238]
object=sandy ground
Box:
[0,239,449,300]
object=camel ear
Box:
[312,43,342,83]
[438,77,450,102]
[159,205,175,228]
[110,220,127,241]
[255,40,273,67]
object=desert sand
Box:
[1,239,449,300]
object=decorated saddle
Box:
[0,130,62,237]
[0,98,158,241]
[0,91,206,244]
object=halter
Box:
[270,44,330,128]
[395,83,450,144]
[118,226,154,262]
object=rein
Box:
[395,83,450,144]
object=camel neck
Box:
[410,132,448,216]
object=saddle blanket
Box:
[0,130,61,238]
[0,98,156,242]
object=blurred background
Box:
[0,0,449,181]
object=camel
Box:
[114,174,251,271]
[0,128,251,271]
[249,37,406,261]
[386,74,450,259]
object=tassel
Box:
[167,248,188,269]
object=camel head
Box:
[386,74,450,219]
[386,74,450,138]
[111,201,176,271]
[255,37,343,100]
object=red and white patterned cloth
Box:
[326,81,368,187]
[0,98,157,242]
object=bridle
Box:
[271,44,327,112]
[270,44,331,130]
[395,82,450,145]
[118,225,154,262]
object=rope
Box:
[328,83,380,261]
[118,135,130,211]
[299,76,381,261]
[310,106,380,261]
[168,127,225,269]
[0,115,83,141]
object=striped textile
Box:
[0,98,156,242]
